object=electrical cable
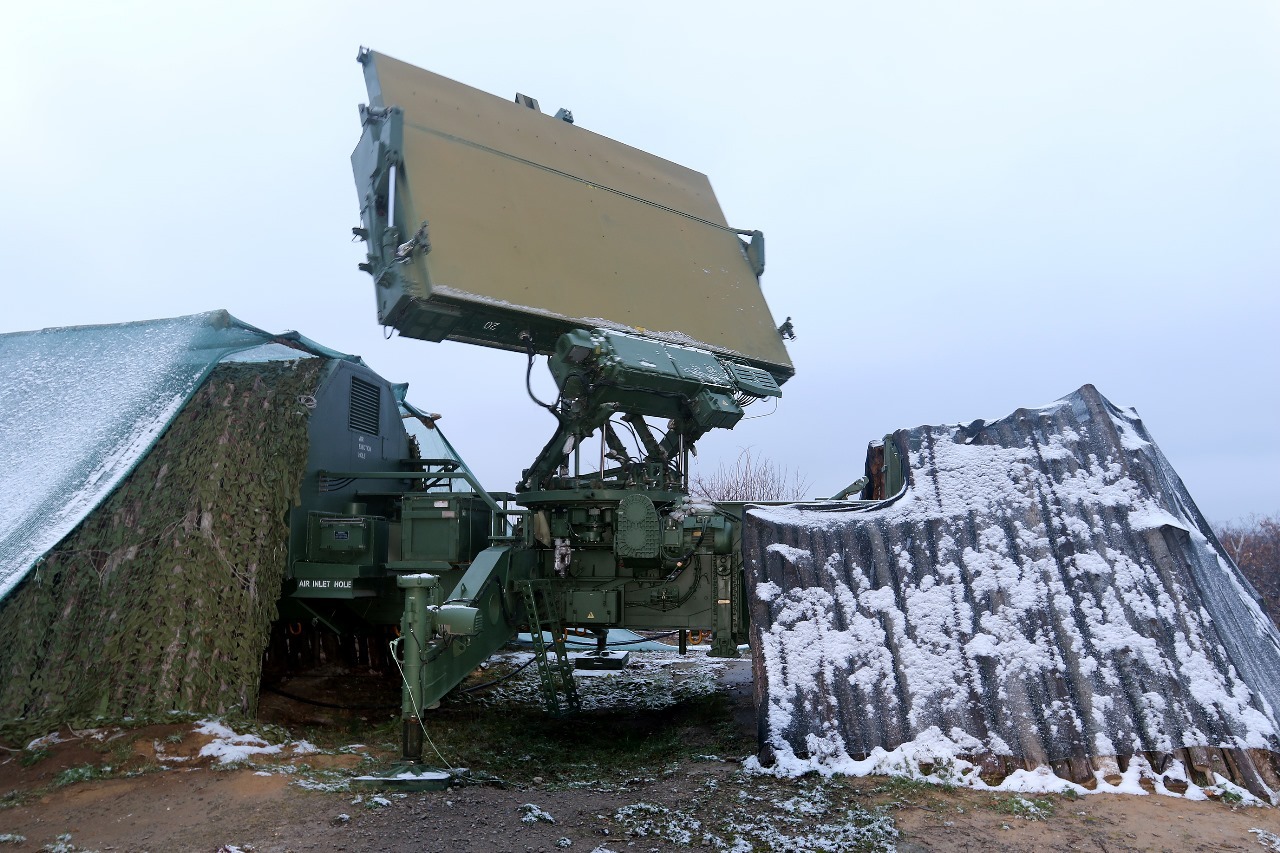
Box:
[459,655,537,694]
[628,568,704,611]
[591,630,679,647]
[264,686,397,711]
[512,630,680,650]
[615,417,645,460]
[524,350,559,414]
[660,515,710,570]
[390,636,453,769]
[742,398,779,421]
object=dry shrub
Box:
[1216,514,1280,632]
[690,447,811,502]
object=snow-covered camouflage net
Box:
[0,311,321,602]
[0,359,326,737]
[744,385,1280,800]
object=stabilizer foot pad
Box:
[575,650,631,670]
[353,765,454,791]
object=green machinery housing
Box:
[286,49,797,761]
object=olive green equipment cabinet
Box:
[392,493,492,573]
[292,512,387,599]
[282,357,509,626]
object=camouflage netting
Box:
[0,359,325,741]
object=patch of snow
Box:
[746,724,1276,804]
[195,719,282,764]
[429,286,754,362]
[25,731,68,751]
[293,776,350,792]
[1251,828,1280,851]
[520,803,556,824]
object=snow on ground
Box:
[1252,828,1280,851]
[464,647,728,712]
[194,719,320,765]
[608,776,898,852]
[743,724,1272,805]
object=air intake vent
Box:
[348,376,381,435]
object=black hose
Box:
[263,686,398,711]
[460,656,537,694]
[595,630,678,647]
[522,630,680,648]
[524,347,560,415]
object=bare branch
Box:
[1214,513,1280,632]
[690,447,811,503]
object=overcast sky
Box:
[2,1,1276,523]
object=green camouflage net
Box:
[0,359,325,740]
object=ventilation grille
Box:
[348,376,381,435]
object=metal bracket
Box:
[740,230,766,277]
[395,221,431,262]
[296,600,345,636]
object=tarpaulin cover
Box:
[394,385,480,484]
[745,385,1280,792]
[0,311,332,602]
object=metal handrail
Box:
[318,469,529,529]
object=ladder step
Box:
[520,581,580,715]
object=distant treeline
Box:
[1217,514,1280,632]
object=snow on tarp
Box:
[0,311,339,602]
[744,385,1280,799]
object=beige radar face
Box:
[355,50,793,380]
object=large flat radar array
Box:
[352,50,793,380]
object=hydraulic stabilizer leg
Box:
[575,626,630,671]
[358,573,453,791]
[708,554,742,658]
[397,574,438,763]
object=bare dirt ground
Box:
[2,655,1278,853]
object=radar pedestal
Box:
[348,49,795,763]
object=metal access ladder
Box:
[519,580,581,715]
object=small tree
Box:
[1215,514,1280,632]
[690,447,811,502]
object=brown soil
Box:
[2,747,1278,852]
[1,665,1277,853]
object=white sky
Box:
[1,1,1277,523]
